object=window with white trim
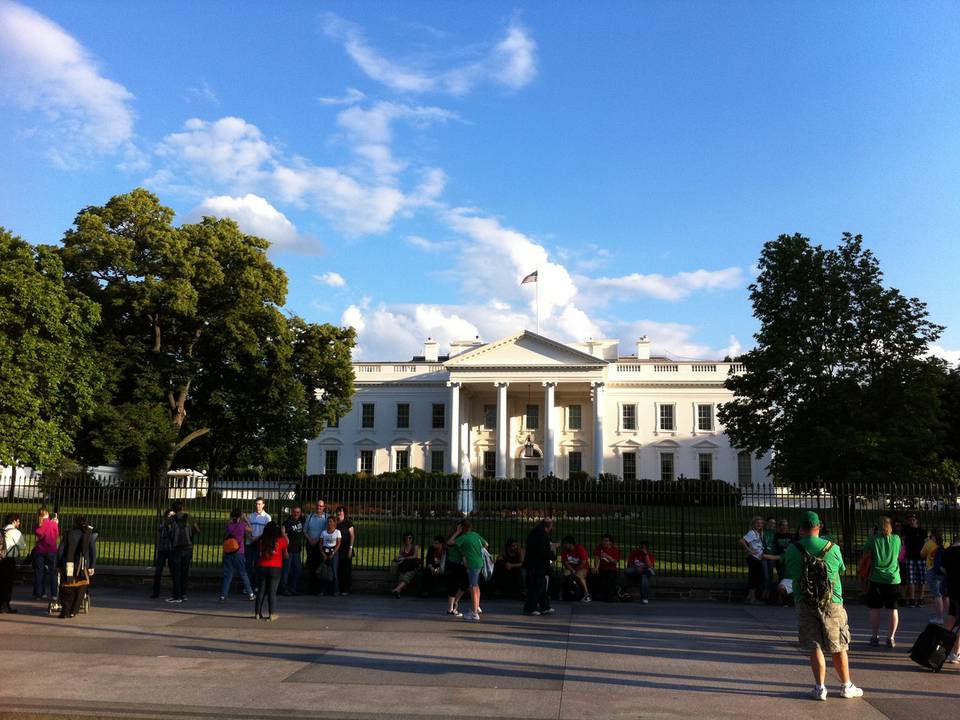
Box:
[622,452,637,481]
[622,404,637,431]
[568,451,582,475]
[395,449,409,471]
[737,451,752,487]
[396,403,410,429]
[431,403,445,429]
[431,450,445,473]
[697,404,714,432]
[324,450,338,475]
[359,450,373,474]
[526,404,539,430]
[361,403,375,429]
[659,452,674,482]
[483,404,496,429]
[483,451,496,478]
[659,404,675,432]
[698,453,713,481]
[568,405,582,430]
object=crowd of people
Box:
[740,510,960,701]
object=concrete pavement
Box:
[0,590,955,719]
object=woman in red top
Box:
[255,521,288,621]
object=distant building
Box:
[308,330,770,486]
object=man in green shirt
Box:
[783,511,863,702]
[449,519,488,621]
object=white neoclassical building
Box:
[307,331,770,486]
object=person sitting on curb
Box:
[419,535,447,598]
[391,532,420,598]
[560,535,591,603]
[783,510,863,702]
[591,533,621,602]
[625,541,656,604]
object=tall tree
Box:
[0,228,103,470]
[61,189,354,482]
[719,233,946,490]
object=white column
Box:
[544,381,556,477]
[593,382,605,478]
[496,382,509,479]
[447,382,460,474]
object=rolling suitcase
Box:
[909,621,959,672]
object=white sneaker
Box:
[641,599,649,605]
[810,686,827,701]
[945,653,960,664]
[581,594,592,603]
[839,683,863,699]
[463,611,480,621]
[476,607,483,614]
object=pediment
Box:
[692,439,720,449]
[654,439,680,448]
[445,331,607,368]
[354,438,379,447]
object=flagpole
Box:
[536,267,540,334]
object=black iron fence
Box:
[3,472,958,579]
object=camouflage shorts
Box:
[796,602,850,654]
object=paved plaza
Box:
[0,590,956,719]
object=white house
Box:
[307,330,770,486]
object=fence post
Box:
[680,500,687,577]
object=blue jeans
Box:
[220,552,253,598]
[321,552,340,595]
[281,550,302,594]
[625,567,653,599]
[33,551,58,598]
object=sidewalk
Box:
[0,591,954,719]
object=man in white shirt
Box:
[244,497,271,583]
[1,513,27,614]
[304,499,327,594]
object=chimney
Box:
[636,336,651,360]
[423,337,439,363]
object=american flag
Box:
[521,270,538,285]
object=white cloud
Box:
[586,267,745,303]
[615,320,744,360]
[184,80,220,105]
[189,194,318,253]
[322,14,537,95]
[406,234,453,252]
[315,271,346,287]
[930,345,960,367]
[318,87,366,105]
[0,1,136,166]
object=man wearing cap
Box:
[783,511,863,702]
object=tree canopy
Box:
[0,228,104,469]
[57,188,355,481]
[718,233,946,489]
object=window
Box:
[359,450,373,474]
[659,404,675,432]
[524,464,539,480]
[568,451,582,475]
[738,451,752,487]
[431,403,445,429]
[698,453,713,481]
[324,450,338,475]
[395,449,409,471]
[396,403,410,429]
[526,404,539,430]
[622,404,637,431]
[697,404,714,432]
[329,416,339,428]
[622,452,637,481]
[483,404,497,429]
[659,452,674,482]
[431,450,445,473]
[568,404,582,430]
[483,451,496,478]
[361,403,375,429]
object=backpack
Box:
[169,514,193,548]
[799,541,835,612]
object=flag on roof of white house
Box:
[521,270,538,284]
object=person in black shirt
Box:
[280,505,305,595]
[941,536,960,663]
[493,538,525,599]
[336,506,355,596]
[419,536,447,597]
[522,518,556,616]
[901,515,926,607]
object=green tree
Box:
[719,233,946,490]
[61,189,355,482]
[0,228,103,471]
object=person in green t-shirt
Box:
[862,516,902,647]
[449,519,488,621]
[783,511,863,701]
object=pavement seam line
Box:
[557,609,573,720]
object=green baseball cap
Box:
[800,510,821,528]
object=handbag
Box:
[223,536,241,555]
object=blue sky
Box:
[1,1,958,362]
